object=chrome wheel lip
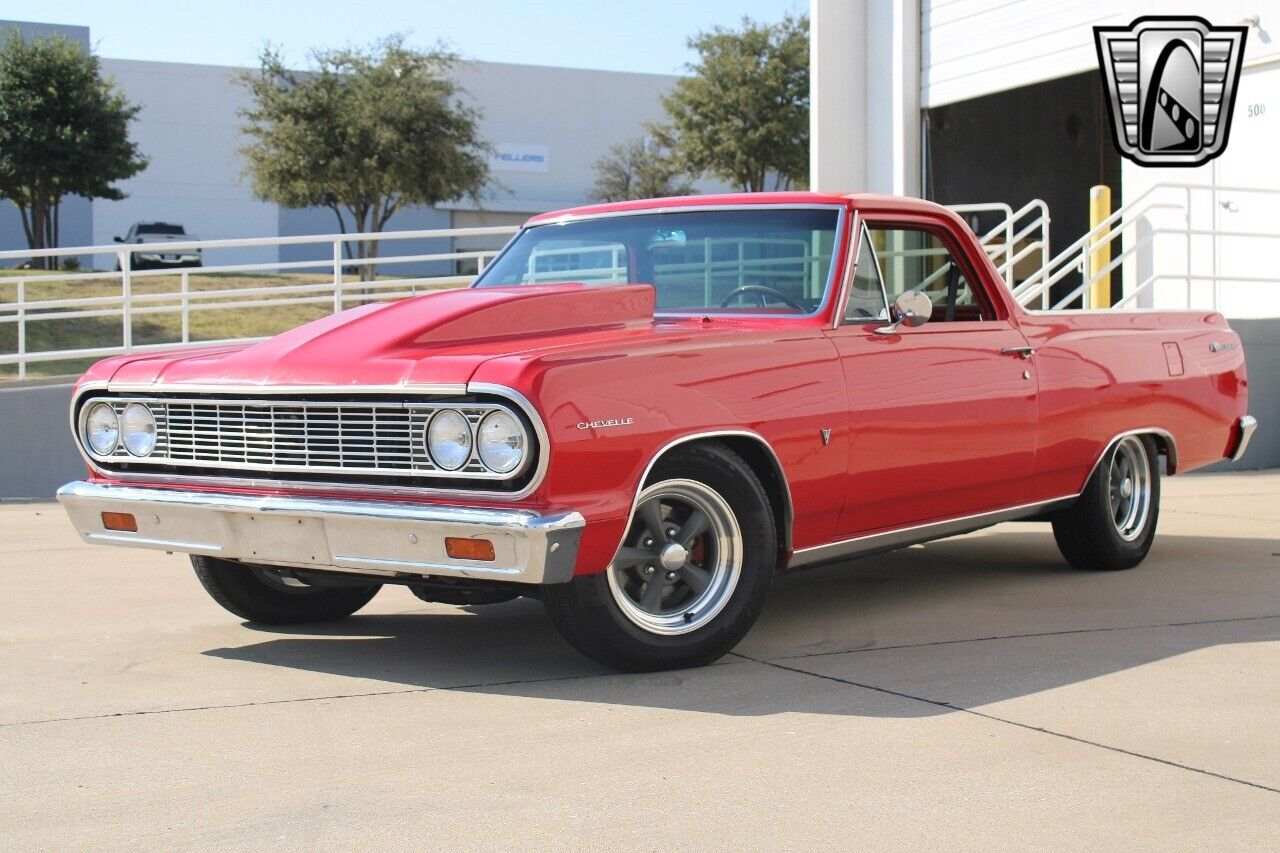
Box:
[1108,436,1152,541]
[606,478,743,636]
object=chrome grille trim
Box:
[77,395,532,481]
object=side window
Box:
[868,226,987,322]
[843,225,889,323]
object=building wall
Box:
[273,60,695,275]
[922,0,1280,109]
[924,71,1121,295]
[454,60,693,212]
[913,1,1280,317]
[94,59,284,269]
[1121,56,1280,317]
[90,56,692,271]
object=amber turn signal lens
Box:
[101,511,138,532]
[444,537,496,561]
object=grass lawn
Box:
[0,269,466,381]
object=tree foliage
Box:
[0,32,147,266]
[238,35,491,279]
[589,137,693,202]
[656,14,809,193]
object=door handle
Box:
[1000,346,1035,359]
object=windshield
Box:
[473,207,843,316]
[136,223,185,235]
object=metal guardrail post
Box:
[1038,201,1051,309]
[180,270,190,344]
[1088,185,1112,309]
[119,250,133,350]
[333,240,343,313]
[16,280,25,380]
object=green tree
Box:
[589,137,694,202]
[656,14,809,192]
[0,32,147,268]
[239,35,491,280]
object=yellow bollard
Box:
[1088,185,1112,309]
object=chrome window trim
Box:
[69,380,551,501]
[475,203,851,323]
[829,210,862,330]
[523,202,849,225]
[836,219,893,328]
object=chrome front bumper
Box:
[57,481,584,584]
[1230,415,1258,462]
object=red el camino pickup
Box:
[58,193,1256,671]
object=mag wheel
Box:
[543,442,776,671]
[605,478,742,635]
[1052,434,1161,571]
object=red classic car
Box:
[58,193,1256,671]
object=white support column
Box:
[865,0,921,197]
[810,0,922,196]
[810,0,867,193]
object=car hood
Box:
[97,283,658,389]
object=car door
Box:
[824,218,1038,538]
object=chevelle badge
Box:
[577,417,636,430]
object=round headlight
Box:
[121,403,157,457]
[85,402,120,456]
[426,409,472,471]
[476,409,528,474]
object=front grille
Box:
[79,395,532,483]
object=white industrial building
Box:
[811,0,1280,316]
[0,19,711,270]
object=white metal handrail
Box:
[1014,183,1280,312]
[950,199,1051,294]
[0,224,521,379]
[0,201,1050,380]
[17,186,1268,381]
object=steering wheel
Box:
[718,285,807,313]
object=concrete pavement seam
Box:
[732,652,1280,796]
[769,613,1280,661]
[0,668,634,729]
[1162,509,1280,523]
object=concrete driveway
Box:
[2,472,1278,849]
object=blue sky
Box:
[2,0,806,74]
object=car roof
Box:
[523,191,954,225]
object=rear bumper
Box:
[1229,415,1258,462]
[57,481,584,584]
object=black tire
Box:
[191,556,380,624]
[1052,434,1161,571]
[543,442,776,672]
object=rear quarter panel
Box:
[1018,310,1247,495]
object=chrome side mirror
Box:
[875,291,933,335]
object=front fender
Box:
[471,329,849,575]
